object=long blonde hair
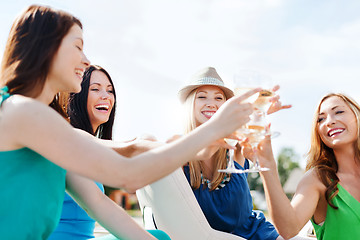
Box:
[306,93,360,208]
[183,89,228,191]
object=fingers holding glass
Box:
[218,70,282,174]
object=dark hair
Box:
[0,5,82,117]
[68,65,117,140]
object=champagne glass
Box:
[235,111,270,173]
[234,70,275,116]
[218,70,278,174]
[236,71,278,172]
[218,138,238,173]
[218,123,273,174]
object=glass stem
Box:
[228,149,235,169]
[254,157,260,169]
[253,146,260,169]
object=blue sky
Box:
[1,0,360,167]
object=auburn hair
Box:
[306,93,360,208]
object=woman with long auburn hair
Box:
[256,93,360,239]
[0,5,259,239]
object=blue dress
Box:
[48,182,104,240]
[183,160,279,240]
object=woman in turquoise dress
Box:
[256,93,360,239]
[178,67,290,240]
[0,5,258,239]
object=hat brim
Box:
[178,84,234,103]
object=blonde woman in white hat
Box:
[179,67,290,240]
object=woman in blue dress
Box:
[48,65,113,239]
[49,65,169,239]
[178,67,290,240]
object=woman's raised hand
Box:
[239,138,255,163]
[238,135,276,169]
[267,85,292,115]
[256,135,276,170]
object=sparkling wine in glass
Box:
[234,70,275,114]
[253,89,275,113]
[218,70,278,174]
[232,109,270,173]
[235,125,270,173]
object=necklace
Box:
[200,150,231,190]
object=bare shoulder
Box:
[0,95,66,132]
[0,95,69,150]
[291,167,327,223]
[297,168,326,193]
[1,95,54,117]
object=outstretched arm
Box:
[166,132,239,162]
[6,89,258,192]
[255,136,322,239]
[87,132,164,158]
[66,172,157,240]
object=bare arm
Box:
[166,134,237,162]
[256,136,322,239]
[65,172,157,240]
[4,90,258,192]
[80,130,164,158]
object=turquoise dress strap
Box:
[0,86,10,105]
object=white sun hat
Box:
[178,67,234,103]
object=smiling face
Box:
[87,70,115,132]
[193,85,226,126]
[47,24,90,94]
[317,96,358,150]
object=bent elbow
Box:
[124,186,138,194]
[121,181,139,194]
[114,176,144,194]
[278,230,299,240]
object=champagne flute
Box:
[218,70,278,174]
[218,124,273,174]
[234,70,275,115]
[234,69,280,138]
[218,138,238,173]
[235,112,270,173]
[235,71,274,173]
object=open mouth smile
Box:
[202,111,216,119]
[95,104,110,112]
[328,128,345,137]
[75,69,84,79]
